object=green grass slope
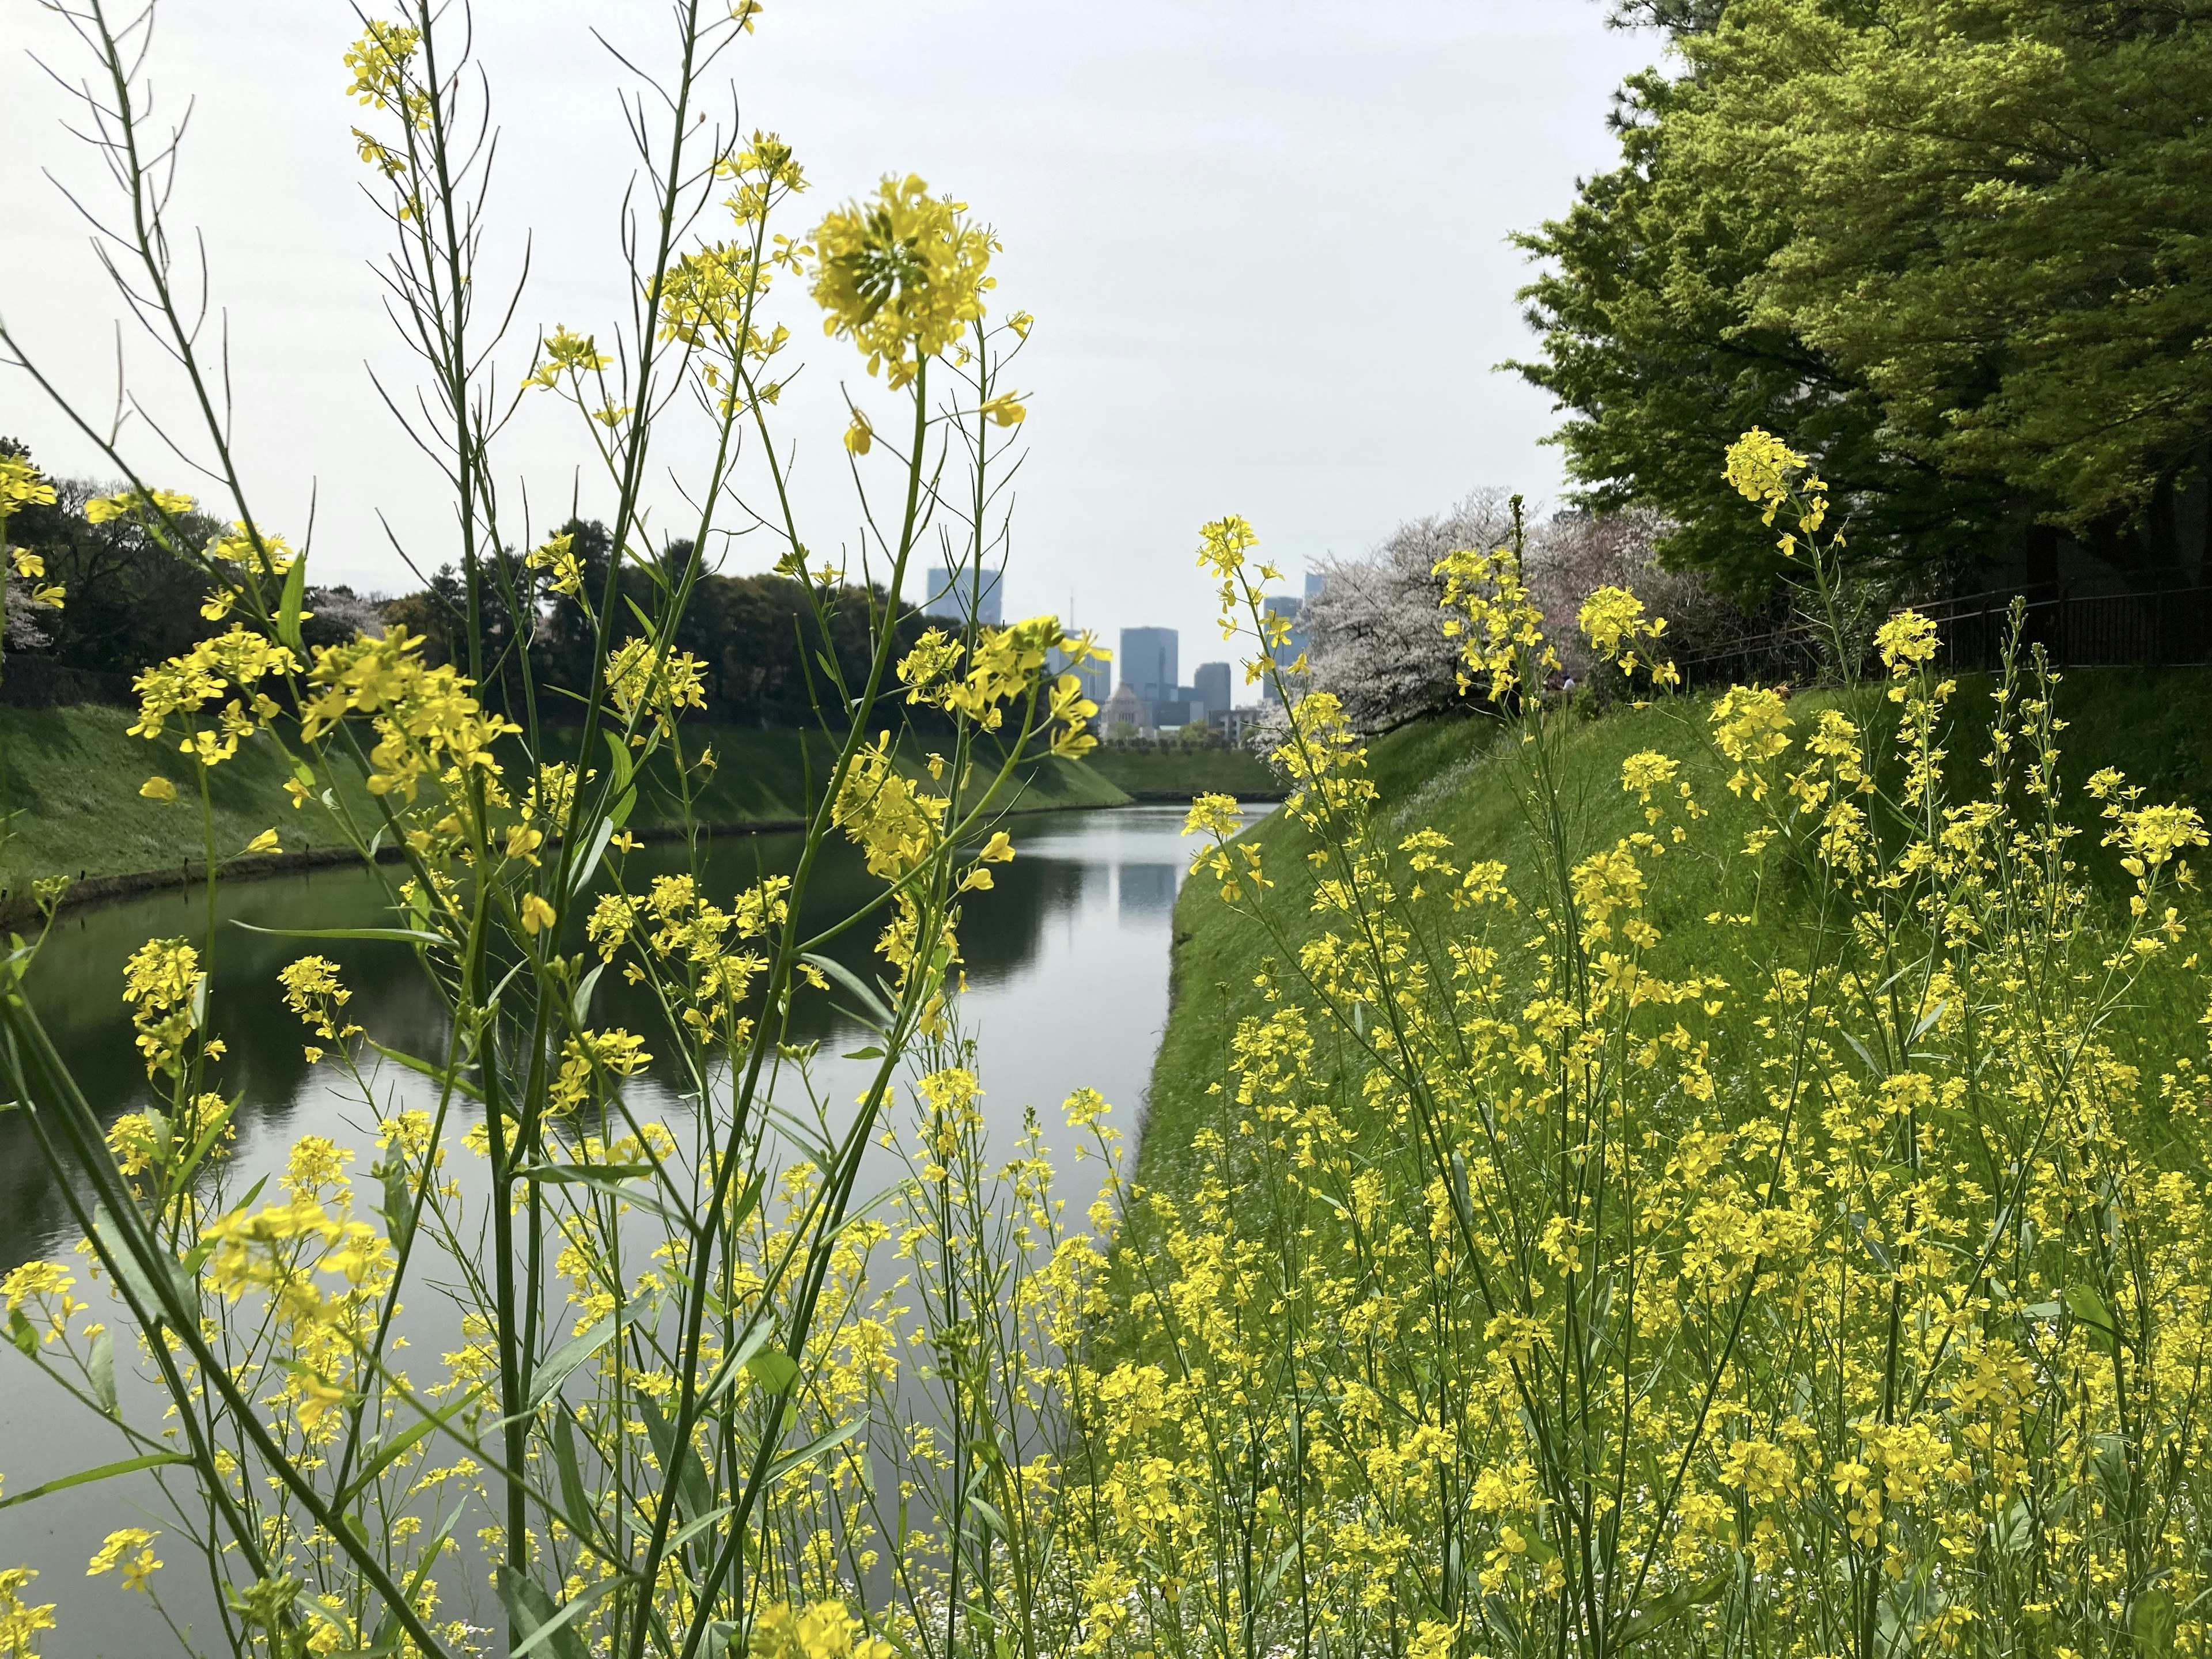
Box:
[1082,744,1283,800]
[0,707,1128,904]
[1135,666,2212,1207]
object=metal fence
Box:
[1669,581,2212,688]
[1919,584,2212,671]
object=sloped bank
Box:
[0,707,1128,926]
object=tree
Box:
[1515,0,2212,589]
[0,447,226,675]
[1304,492,1518,729]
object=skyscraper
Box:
[1048,643,1113,709]
[1260,596,1309,702]
[921,564,1003,627]
[1119,627,1179,704]
[1193,661,1232,718]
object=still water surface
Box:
[0,804,1252,1656]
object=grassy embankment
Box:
[1135,666,2212,1208]
[1082,743,1283,801]
[0,704,1127,915]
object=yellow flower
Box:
[0,1566,56,1656]
[810,175,997,387]
[520,893,558,935]
[84,487,194,525]
[85,1530,160,1592]
[979,391,1027,427]
[524,530,585,599]
[522,325,614,391]
[245,828,281,855]
[1874,609,1940,677]
[139,776,178,802]
[344,20,427,126]
[8,550,43,579]
[980,830,1015,862]
[1578,584,1671,685]
[843,410,874,455]
[0,454,58,513]
[1722,426,1809,522]
[747,1599,894,1659]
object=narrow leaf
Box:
[234,922,449,947]
[89,1327,117,1416]
[765,1424,858,1486]
[0,1452,192,1509]
[275,552,309,652]
[800,952,893,1032]
[528,1314,616,1411]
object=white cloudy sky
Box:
[1,0,1661,676]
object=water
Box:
[0,803,1262,1656]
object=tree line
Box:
[0,442,930,728]
[1517,0,2212,593]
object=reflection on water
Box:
[0,804,1264,1654]
[1116,862,1178,919]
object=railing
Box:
[1670,580,2212,688]
[1919,584,2212,671]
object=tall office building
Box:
[1047,643,1113,709]
[1192,661,1232,719]
[1260,596,1310,702]
[1119,627,1179,703]
[921,564,1003,627]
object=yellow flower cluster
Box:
[128,625,301,768]
[810,175,996,387]
[85,1529,160,1593]
[747,1598,893,1659]
[605,638,710,736]
[0,1567,54,1657]
[897,615,1100,753]
[298,625,518,802]
[1578,584,1680,693]
[83,486,195,526]
[1433,543,1558,702]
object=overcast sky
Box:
[1,0,1661,681]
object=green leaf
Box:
[568,818,616,900]
[377,1156,416,1262]
[89,1203,190,1324]
[510,1574,625,1659]
[7,1308,36,1358]
[0,1451,192,1509]
[551,1409,597,1546]
[528,1313,617,1412]
[602,732,639,830]
[275,551,309,652]
[745,1347,799,1395]
[639,1400,714,1525]
[520,1164,683,1228]
[364,1040,483,1101]
[2133,1587,2176,1659]
[2063,1284,2119,1354]
[571,963,605,1029]
[765,1418,862,1484]
[233,922,449,947]
[495,1565,592,1659]
[170,1091,241,1190]
[89,1327,117,1416]
[800,952,893,1032]
[333,1393,475,1511]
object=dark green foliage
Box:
[389,517,937,729]
[1,453,225,676]
[1516,0,2212,590]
